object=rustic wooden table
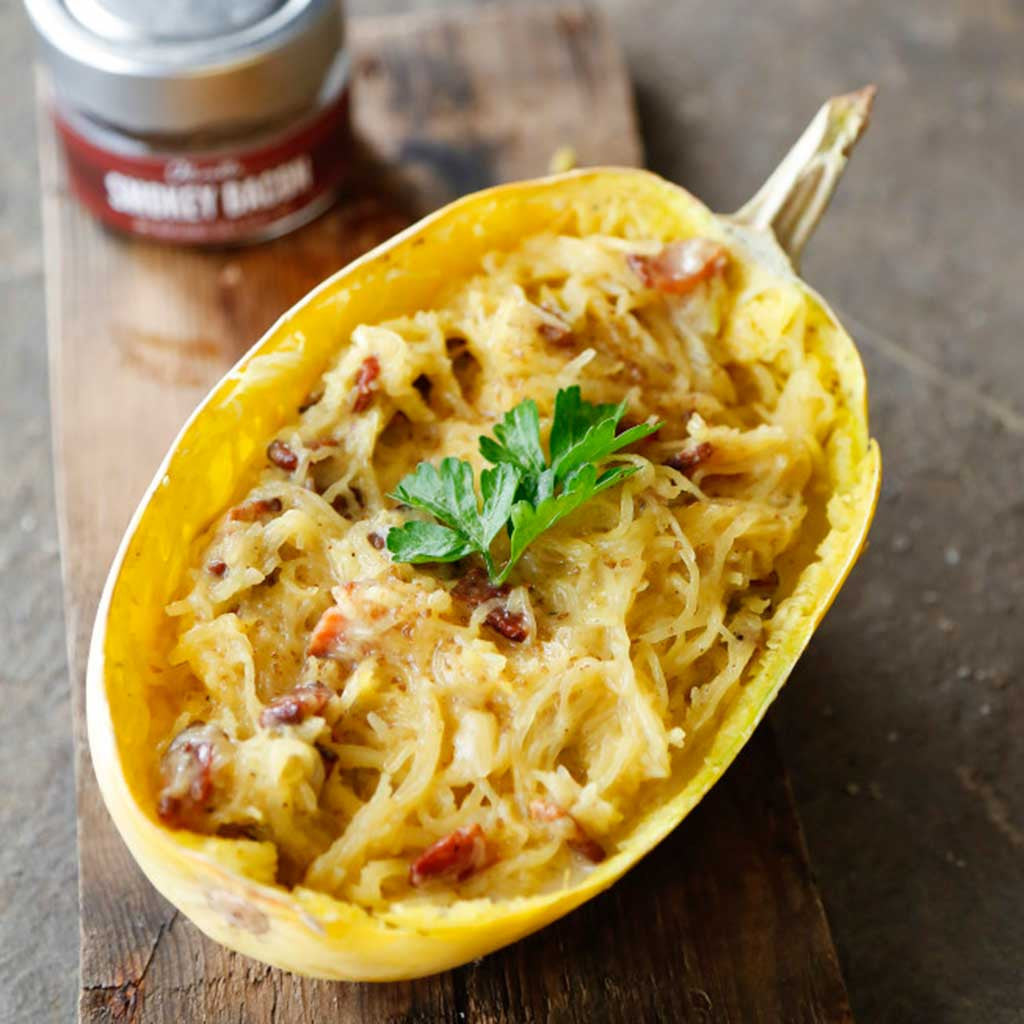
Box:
[2,1,1022,1022]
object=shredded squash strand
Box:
[162,229,832,909]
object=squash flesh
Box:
[88,168,880,980]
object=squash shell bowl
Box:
[88,106,880,981]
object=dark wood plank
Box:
[37,4,851,1021]
[461,728,852,1024]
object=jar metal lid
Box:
[25,0,345,135]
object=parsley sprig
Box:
[386,387,661,583]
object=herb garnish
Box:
[386,387,661,583]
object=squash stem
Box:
[732,86,876,268]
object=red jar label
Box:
[54,88,353,245]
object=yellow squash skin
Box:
[88,167,881,981]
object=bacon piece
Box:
[352,355,381,413]
[483,606,529,643]
[627,239,728,295]
[451,566,506,605]
[207,559,227,577]
[528,799,566,823]
[529,800,606,863]
[665,441,714,476]
[367,531,386,550]
[568,835,607,864]
[308,606,348,658]
[538,321,574,347]
[157,723,229,827]
[228,497,282,522]
[409,824,491,886]
[538,304,575,347]
[451,568,529,642]
[258,682,332,728]
[267,440,298,472]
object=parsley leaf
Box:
[384,520,475,563]
[386,387,661,583]
[478,398,546,478]
[387,458,518,577]
[478,399,552,505]
[478,464,521,545]
[498,462,639,582]
[550,386,662,481]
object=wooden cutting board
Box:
[38,4,853,1021]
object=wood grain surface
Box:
[39,4,851,1021]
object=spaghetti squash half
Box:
[89,91,880,980]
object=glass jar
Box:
[26,0,353,245]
